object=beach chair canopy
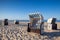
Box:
[29,14,43,19]
[29,13,44,23]
[47,18,56,24]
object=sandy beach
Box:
[0,22,60,40]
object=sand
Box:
[0,25,41,40]
[0,22,60,40]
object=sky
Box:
[0,0,60,20]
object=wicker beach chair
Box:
[27,13,44,34]
[15,20,19,24]
[4,19,8,25]
[47,18,57,30]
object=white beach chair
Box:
[47,18,57,30]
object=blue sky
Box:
[0,0,60,20]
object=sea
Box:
[9,20,60,22]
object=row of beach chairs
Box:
[0,19,19,26]
[27,13,57,35]
[0,13,57,35]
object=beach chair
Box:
[47,18,57,30]
[27,13,44,34]
[15,20,19,24]
[4,19,8,25]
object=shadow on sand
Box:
[41,30,60,40]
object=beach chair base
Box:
[27,23,31,32]
[4,22,8,25]
[52,24,57,30]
